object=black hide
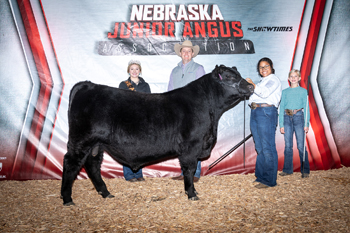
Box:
[61,65,254,205]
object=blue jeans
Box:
[250,106,278,187]
[180,161,201,178]
[123,166,143,180]
[282,111,310,174]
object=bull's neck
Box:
[196,75,233,117]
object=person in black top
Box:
[119,60,151,93]
[118,60,151,182]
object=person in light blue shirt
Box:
[167,40,205,91]
[279,69,310,178]
[168,40,205,183]
[246,57,282,189]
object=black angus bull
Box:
[61,65,254,205]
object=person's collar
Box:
[178,59,194,67]
[260,73,275,80]
[128,77,143,84]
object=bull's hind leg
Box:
[84,149,114,199]
[61,151,86,206]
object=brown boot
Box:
[172,175,184,180]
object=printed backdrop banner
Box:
[0,0,349,180]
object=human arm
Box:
[279,90,286,128]
[167,72,174,91]
[280,92,286,134]
[196,65,205,80]
[302,89,310,127]
[145,83,151,93]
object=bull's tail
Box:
[68,83,81,113]
[68,81,92,113]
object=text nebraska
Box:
[130,4,224,21]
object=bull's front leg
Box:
[182,160,199,201]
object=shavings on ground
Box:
[0,167,349,232]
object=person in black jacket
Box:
[119,60,151,182]
[119,60,151,93]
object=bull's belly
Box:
[104,144,177,168]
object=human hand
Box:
[280,127,285,134]
[246,78,256,89]
[304,127,309,133]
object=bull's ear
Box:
[213,65,220,77]
[232,66,238,71]
[212,65,226,80]
[218,64,226,73]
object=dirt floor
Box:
[0,167,349,232]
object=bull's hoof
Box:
[188,196,200,201]
[185,191,198,195]
[63,201,75,206]
[106,194,115,198]
[98,191,114,198]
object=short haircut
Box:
[289,69,301,77]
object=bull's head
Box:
[214,65,254,97]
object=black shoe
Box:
[128,178,138,182]
[301,173,309,178]
[137,177,145,181]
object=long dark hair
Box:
[257,57,275,77]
